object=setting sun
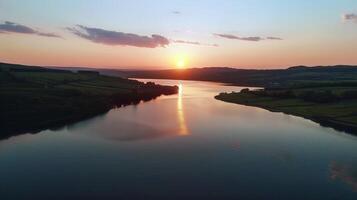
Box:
[176,59,185,68]
[175,55,188,69]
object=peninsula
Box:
[215,86,357,134]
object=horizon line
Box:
[1,61,357,71]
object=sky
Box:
[1,0,357,69]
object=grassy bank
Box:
[0,62,178,139]
[215,87,357,135]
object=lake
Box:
[1,79,357,200]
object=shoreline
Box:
[1,62,178,140]
[1,92,176,140]
[215,92,357,136]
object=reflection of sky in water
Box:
[330,161,357,191]
[0,79,357,199]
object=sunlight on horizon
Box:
[174,54,188,69]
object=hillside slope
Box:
[0,62,178,139]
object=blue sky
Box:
[1,0,357,68]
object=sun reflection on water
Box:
[177,83,188,135]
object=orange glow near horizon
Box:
[2,34,357,69]
[176,59,185,68]
[174,53,188,69]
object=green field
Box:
[215,87,357,135]
[0,63,178,139]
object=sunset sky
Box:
[1,0,357,69]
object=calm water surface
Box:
[1,79,357,200]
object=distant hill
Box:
[3,62,357,88]
[0,62,72,73]
[121,65,357,88]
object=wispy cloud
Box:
[68,25,169,48]
[0,21,61,38]
[214,33,282,42]
[173,40,218,47]
[172,11,181,15]
[267,36,283,40]
[214,33,263,41]
[342,13,357,23]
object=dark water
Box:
[1,79,357,200]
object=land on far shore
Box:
[0,62,178,139]
[120,65,357,88]
[50,64,357,89]
[215,86,357,135]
